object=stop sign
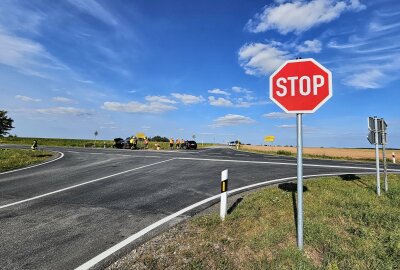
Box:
[269,58,332,113]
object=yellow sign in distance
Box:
[264,135,275,142]
[136,132,146,139]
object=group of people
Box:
[129,136,149,150]
[169,138,185,150]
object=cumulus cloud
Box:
[52,97,77,104]
[208,96,233,107]
[211,114,256,127]
[208,88,230,96]
[102,101,177,113]
[15,95,41,102]
[263,112,296,119]
[246,0,366,34]
[36,107,92,116]
[296,39,322,53]
[145,95,177,104]
[232,86,252,94]
[171,93,205,104]
[238,43,290,75]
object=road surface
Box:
[0,146,399,269]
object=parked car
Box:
[182,140,197,150]
[112,138,131,149]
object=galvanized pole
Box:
[382,141,388,192]
[296,113,304,250]
[374,117,381,196]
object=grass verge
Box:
[108,174,400,270]
[0,148,54,172]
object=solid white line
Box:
[75,171,383,270]
[0,158,175,210]
[67,151,81,154]
[0,151,65,176]
[175,157,400,172]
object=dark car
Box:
[113,138,132,149]
[182,140,197,150]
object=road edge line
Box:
[75,171,388,270]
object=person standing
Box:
[144,137,149,149]
[169,137,174,150]
[31,140,38,150]
[176,138,180,150]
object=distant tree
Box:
[0,110,14,137]
[149,136,169,142]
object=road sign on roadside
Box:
[368,117,376,131]
[270,58,332,113]
[378,118,387,132]
[264,135,275,142]
[367,131,375,144]
[269,58,332,251]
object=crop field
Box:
[241,145,398,161]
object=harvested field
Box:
[241,145,398,160]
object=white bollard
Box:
[393,152,396,164]
[220,169,228,221]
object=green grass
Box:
[0,148,54,172]
[114,174,400,269]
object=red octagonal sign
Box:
[270,58,332,113]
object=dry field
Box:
[241,145,398,160]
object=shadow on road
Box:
[340,174,374,191]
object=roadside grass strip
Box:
[0,149,55,173]
[107,174,400,270]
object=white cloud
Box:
[0,30,66,77]
[36,107,92,116]
[232,86,252,94]
[211,114,256,127]
[238,43,290,75]
[208,96,233,107]
[278,124,296,128]
[52,97,78,104]
[67,0,118,26]
[296,39,322,53]
[246,0,365,34]
[102,101,177,113]
[208,88,230,96]
[15,95,41,102]
[74,78,94,84]
[145,95,177,104]
[343,69,385,89]
[171,93,205,104]
[263,112,296,119]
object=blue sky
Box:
[0,0,399,147]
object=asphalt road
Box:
[0,146,399,270]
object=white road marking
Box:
[0,152,65,176]
[67,151,80,154]
[175,157,400,172]
[0,158,175,210]
[75,171,385,270]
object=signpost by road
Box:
[367,116,389,195]
[269,58,332,250]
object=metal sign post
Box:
[380,119,388,192]
[373,117,381,196]
[296,113,304,250]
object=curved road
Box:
[0,146,399,269]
